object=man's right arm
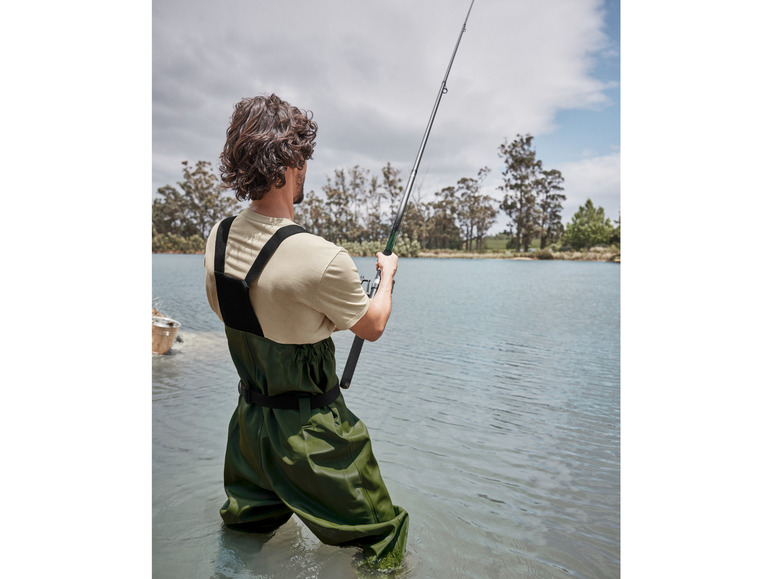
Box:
[350,252,398,342]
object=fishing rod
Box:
[340,0,475,389]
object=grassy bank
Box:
[416,248,620,262]
[153,248,621,262]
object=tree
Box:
[400,190,431,249]
[425,187,462,249]
[455,167,497,251]
[381,162,404,224]
[471,200,498,251]
[323,168,360,242]
[499,135,541,252]
[152,160,240,250]
[344,165,373,242]
[293,189,328,236]
[535,168,566,249]
[562,199,614,249]
[609,212,621,246]
[362,173,386,242]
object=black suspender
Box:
[243,224,307,287]
[214,217,306,336]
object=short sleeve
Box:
[313,249,370,330]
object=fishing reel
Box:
[359,276,379,298]
[360,273,393,298]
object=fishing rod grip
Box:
[340,336,364,389]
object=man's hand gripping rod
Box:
[340,0,475,389]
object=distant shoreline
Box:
[153,250,620,262]
[415,250,620,262]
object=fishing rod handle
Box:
[340,336,364,389]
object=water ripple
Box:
[154,256,619,578]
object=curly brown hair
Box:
[219,94,317,201]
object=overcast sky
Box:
[6,4,772,575]
[153,0,620,228]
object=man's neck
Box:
[248,194,293,220]
[248,171,297,219]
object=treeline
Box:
[292,164,497,252]
[152,160,240,254]
[152,135,620,255]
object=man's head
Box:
[219,94,317,202]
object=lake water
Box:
[152,254,620,578]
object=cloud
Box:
[153,0,618,217]
[557,151,620,221]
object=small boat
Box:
[152,315,181,354]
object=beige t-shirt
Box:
[205,209,369,344]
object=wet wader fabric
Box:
[214,217,408,569]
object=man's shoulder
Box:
[284,230,351,266]
[206,212,353,270]
[293,230,340,250]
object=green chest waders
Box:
[214,216,408,569]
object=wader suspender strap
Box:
[214,217,306,336]
[215,217,341,410]
[214,216,261,335]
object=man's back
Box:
[204,208,369,344]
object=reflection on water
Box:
[153,255,620,578]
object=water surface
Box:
[153,255,620,578]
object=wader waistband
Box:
[238,381,341,410]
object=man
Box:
[204,94,408,570]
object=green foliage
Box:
[152,148,595,257]
[296,165,395,243]
[152,160,240,253]
[337,164,491,252]
[609,213,621,246]
[499,134,539,252]
[322,166,369,242]
[498,135,566,252]
[505,236,540,251]
[152,232,206,253]
[536,168,566,248]
[341,236,421,257]
[296,163,491,252]
[423,188,463,250]
[534,249,554,260]
[455,167,498,251]
[292,189,328,237]
[483,234,510,252]
[339,240,382,257]
[562,199,615,250]
[381,162,404,230]
[393,236,422,257]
